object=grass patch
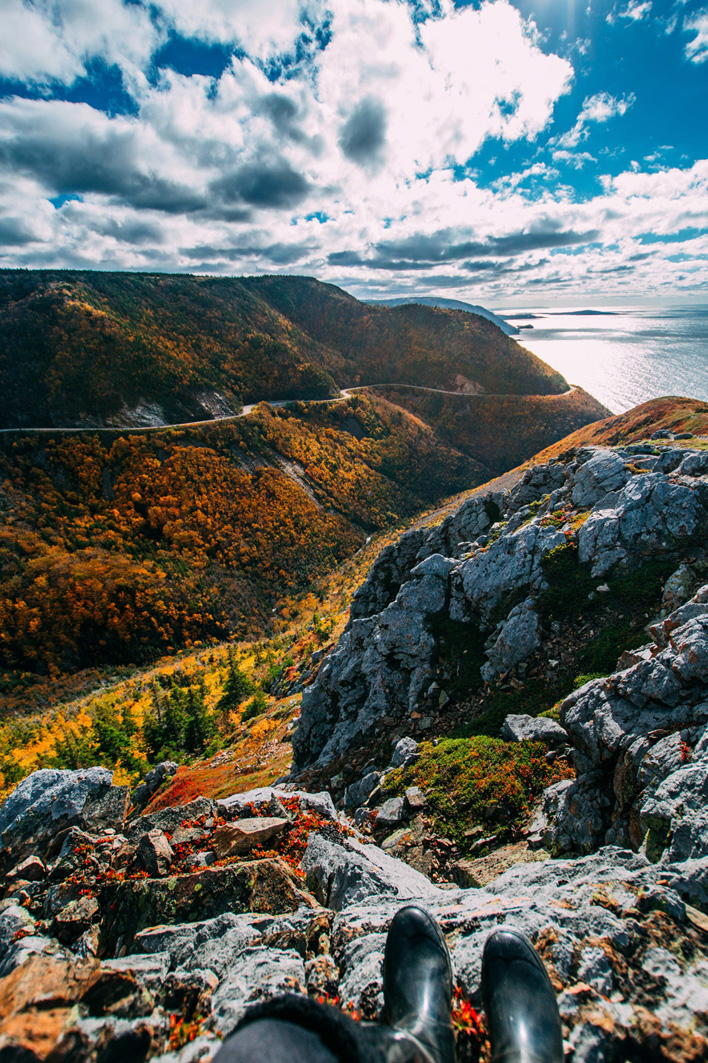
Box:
[383,736,573,849]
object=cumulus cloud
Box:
[0,0,158,84]
[0,0,705,303]
[338,97,387,167]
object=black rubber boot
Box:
[481,927,563,1063]
[377,904,457,1063]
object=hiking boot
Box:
[481,927,563,1063]
[379,904,456,1063]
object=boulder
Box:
[218,787,336,821]
[345,772,382,810]
[53,895,100,945]
[81,785,130,833]
[404,787,427,812]
[390,737,418,769]
[6,856,47,882]
[570,449,629,507]
[135,829,174,877]
[101,859,317,951]
[481,598,542,681]
[301,832,442,910]
[0,768,112,867]
[374,798,406,831]
[126,797,215,839]
[501,714,569,746]
[542,598,708,856]
[211,817,290,858]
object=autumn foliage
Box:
[0,395,478,679]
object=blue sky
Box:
[0,0,706,305]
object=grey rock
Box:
[210,947,306,1033]
[6,855,47,881]
[136,829,174,877]
[0,767,112,863]
[507,463,567,514]
[345,772,382,810]
[501,714,569,746]
[661,563,697,614]
[81,785,131,832]
[677,450,708,475]
[301,832,442,910]
[452,523,566,625]
[218,787,337,821]
[337,932,387,1014]
[481,598,542,682]
[570,449,630,508]
[126,797,216,838]
[349,529,427,621]
[131,761,178,812]
[390,737,419,768]
[577,474,704,577]
[405,787,427,812]
[374,798,406,830]
[185,851,216,870]
[410,554,457,580]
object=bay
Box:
[497,306,708,415]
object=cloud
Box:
[0,0,158,85]
[683,11,708,63]
[153,0,307,59]
[607,0,653,24]
[0,98,206,212]
[0,0,704,303]
[338,97,387,167]
[212,160,310,208]
[555,91,636,149]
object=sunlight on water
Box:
[499,306,708,414]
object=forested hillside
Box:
[0,395,481,682]
[0,270,568,429]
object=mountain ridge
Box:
[0,270,567,430]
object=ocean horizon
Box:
[496,305,708,416]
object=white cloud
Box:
[153,0,308,59]
[555,91,636,149]
[0,0,705,302]
[0,0,158,84]
[607,0,653,24]
[684,11,708,63]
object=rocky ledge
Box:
[2,764,708,1062]
[293,443,708,768]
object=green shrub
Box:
[384,736,573,849]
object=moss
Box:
[383,736,573,850]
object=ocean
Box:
[497,305,708,415]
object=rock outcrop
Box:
[295,444,708,769]
[3,772,708,1062]
[537,582,708,865]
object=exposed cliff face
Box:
[293,443,708,770]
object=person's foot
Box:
[481,927,563,1063]
[380,905,456,1063]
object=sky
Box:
[0,0,707,306]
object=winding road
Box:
[0,383,579,435]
